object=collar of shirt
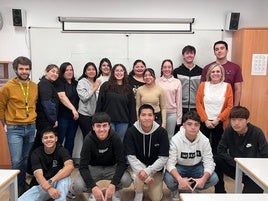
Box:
[161,76,174,82]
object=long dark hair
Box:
[129,59,146,76]
[97,58,112,77]
[105,64,132,94]
[78,62,98,81]
[59,62,77,84]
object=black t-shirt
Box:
[128,74,145,91]
[55,79,79,119]
[30,145,72,185]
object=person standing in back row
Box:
[96,64,136,141]
[0,56,38,194]
[201,41,243,106]
[156,59,182,140]
[136,68,166,128]
[173,45,203,133]
[56,62,79,156]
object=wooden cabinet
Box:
[0,61,12,168]
[0,123,11,168]
[0,61,12,87]
[232,28,268,140]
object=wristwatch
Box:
[48,179,54,185]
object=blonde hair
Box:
[206,63,225,82]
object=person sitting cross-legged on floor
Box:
[19,128,74,201]
[69,112,131,201]
[164,110,218,201]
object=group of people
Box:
[0,40,267,201]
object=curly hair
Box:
[105,64,132,94]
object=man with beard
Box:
[0,56,38,195]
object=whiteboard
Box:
[29,27,223,83]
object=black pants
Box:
[78,113,92,139]
[154,112,162,126]
[174,108,197,134]
[214,155,263,193]
[200,121,223,155]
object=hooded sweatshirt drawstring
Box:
[134,120,159,159]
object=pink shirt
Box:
[156,76,182,124]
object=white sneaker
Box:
[134,192,143,201]
[88,193,96,201]
[171,190,180,201]
[112,191,121,201]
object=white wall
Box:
[1,0,268,61]
[1,0,268,157]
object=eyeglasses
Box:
[114,69,125,73]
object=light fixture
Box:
[58,17,195,33]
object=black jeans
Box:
[200,121,223,155]
[78,113,92,139]
[214,155,263,193]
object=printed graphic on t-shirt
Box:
[52,160,58,168]
[181,150,202,159]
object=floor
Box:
[0,169,235,201]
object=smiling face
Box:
[133,61,146,77]
[45,67,59,82]
[143,70,155,85]
[114,65,125,82]
[15,64,31,81]
[93,122,110,141]
[161,60,173,78]
[85,65,97,79]
[42,132,58,149]
[101,61,111,76]
[209,65,223,84]
[182,51,195,64]
[138,108,155,132]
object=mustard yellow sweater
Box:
[0,78,38,125]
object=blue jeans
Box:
[6,123,36,185]
[18,176,70,201]
[164,163,219,192]
[166,113,177,140]
[57,116,78,156]
[110,122,129,141]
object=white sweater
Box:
[166,127,215,175]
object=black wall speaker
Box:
[12,9,26,27]
[225,12,240,31]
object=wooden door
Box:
[232,28,268,140]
